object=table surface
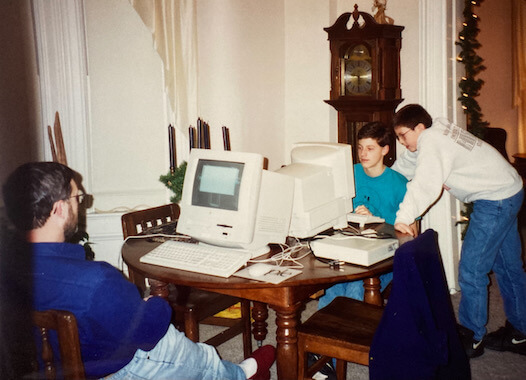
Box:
[121,224,408,379]
[123,240,394,289]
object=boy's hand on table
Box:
[409,221,419,236]
[354,205,372,215]
[395,222,416,237]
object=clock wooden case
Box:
[325,5,404,165]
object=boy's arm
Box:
[395,134,451,225]
[391,150,418,180]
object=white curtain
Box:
[513,0,526,151]
[128,0,197,136]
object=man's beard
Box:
[64,204,78,241]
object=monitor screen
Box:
[192,159,244,210]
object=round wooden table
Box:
[122,229,404,380]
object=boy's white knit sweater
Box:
[392,118,523,225]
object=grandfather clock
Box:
[325,4,404,165]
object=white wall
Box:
[84,0,168,212]
[195,0,420,170]
[283,0,337,157]
[195,0,286,169]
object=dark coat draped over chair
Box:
[369,229,470,380]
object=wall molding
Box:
[418,0,463,292]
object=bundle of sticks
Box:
[188,118,231,151]
[168,119,232,174]
[48,112,68,165]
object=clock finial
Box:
[352,4,360,22]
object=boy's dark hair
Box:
[392,104,433,129]
[2,162,75,231]
[357,121,393,147]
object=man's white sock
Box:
[238,357,257,378]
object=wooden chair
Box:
[121,204,253,358]
[121,203,180,294]
[297,297,384,380]
[31,310,85,380]
[299,230,469,380]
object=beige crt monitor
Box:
[176,149,294,257]
[276,142,355,238]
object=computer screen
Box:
[176,149,294,257]
[276,142,355,238]
[192,159,244,210]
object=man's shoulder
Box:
[33,243,124,284]
[74,258,126,286]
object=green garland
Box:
[456,0,488,139]
[456,0,488,237]
[159,161,187,204]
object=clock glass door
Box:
[342,44,373,96]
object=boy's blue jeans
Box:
[104,325,245,380]
[318,272,393,309]
[458,189,526,341]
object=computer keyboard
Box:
[139,240,251,278]
[346,213,385,227]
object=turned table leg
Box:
[270,302,303,380]
[251,301,268,347]
[148,278,170,299]
[363,276,383,306]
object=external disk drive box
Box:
[311,233,399,266]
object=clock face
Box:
[342,44,373,96]
[344,60,372,95]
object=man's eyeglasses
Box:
[69,192,88,204]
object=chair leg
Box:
[335,359,347,380]
[240,300,252,358]
[297,335,308,380]
[184,312,199,342]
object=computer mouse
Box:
[248,263,273,277]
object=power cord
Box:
[248,238,311,270]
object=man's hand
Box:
[394,222,416,237]
[354,205,372,216]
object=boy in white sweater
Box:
[391,104,526,358]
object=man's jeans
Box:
[105,325,245,380]
[459,189,526,341]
